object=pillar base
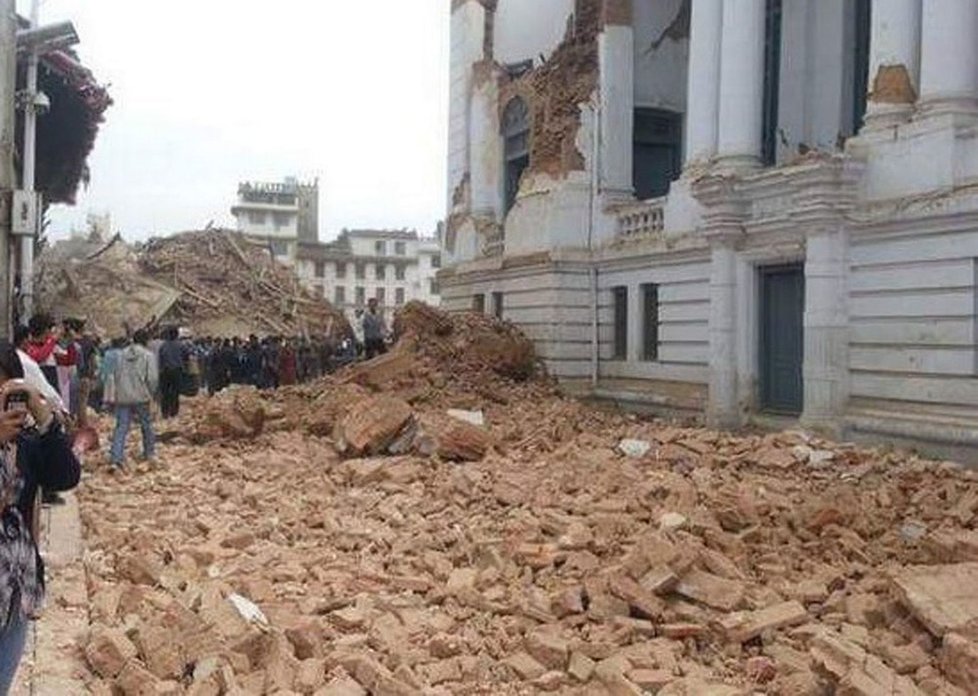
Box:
[714,153,762,174]
[915,94,978,123]
[862,102,913,130]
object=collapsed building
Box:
[35,229,350,339]
[442,0,978,462]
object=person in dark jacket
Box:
[0,340,81,692]
[157,326,185,419]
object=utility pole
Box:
[20,0,39,323]
[0,0,15,339]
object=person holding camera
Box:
[0,340,81,692]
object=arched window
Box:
[502,97,530,213]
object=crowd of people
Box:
[17,298,392,468]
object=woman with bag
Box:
[0,340,81,692]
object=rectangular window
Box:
[376,264,386,280]
[270,240,289,257]
[431,254,442,269]
[355,286,365,305]
[355,263,365,280]
[612,286,628,360]
[430,278,440,295]
[376,287,386,304]
[335,286,346,305]
[336,262,347,279]
[395,265,406,281]
[491,292,504,319]
[472,294,486,313]
[314,261,325,278]
[272,211,292,230]
[395,287,405,305]
[642,283,660,361]
[248,211,267,225]
[762,0,783,166]
[633,109,683,200]
[375,240,386,256]
[395,241,406,256]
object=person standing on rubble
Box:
[0,341,80,692]
[157,326,185,419]
[363,298,388,360]
[109,330,158,469]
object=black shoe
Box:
[42,491,65,506]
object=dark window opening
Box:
[336,262,347,279]
[395,288,405,305]
[376,264,386,281]
[633,109,682,200]
[431,254,442,269]
[376,287,386,304]
[502,97,530,213]
[472,294,486,313]
[314,261,325,278]
[762,0,783,166]
[642,283,659,361]
[355,286,365,305]
[851,0,872,136]
[335,286,346,305]
[491,292,504,319]
[612,286,628,360]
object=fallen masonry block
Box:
[941,633,978,690]
[525,629,570,670]
[505,651,547,681]
[115,659,165,695]
[717,601,809,644]
[434,418,493,462]
[889,563,978,637]
[335,396,414,457]
[608,574,666,620]
[674,569,746,612]
[85,627,138,679]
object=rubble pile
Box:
[37,229,349,339]
[179,302,546,459]
[72,306,978,695]
[138,230,348,338]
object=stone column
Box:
[864,0,921,129]
[801,227,849,434]
[918,0,978,119]
[708,239,739,427]
[696,175,748,428]
[716,0,766,170]
[468,66,501,218]
[599,1,634,199]
[684,0,723,165]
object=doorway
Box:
[759,264,804,413]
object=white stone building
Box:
[442,0,978,461]
[295,229,442,326]
[231,177,320,265]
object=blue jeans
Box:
[0,613,28,694]
[110,403,156,466]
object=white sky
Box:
[21,0,450,243]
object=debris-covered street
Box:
[48,305,977,695]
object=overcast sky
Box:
[21,0,450,243]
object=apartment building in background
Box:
[295,228,442,325]
[231,177,319,264]
[442,0,978,461]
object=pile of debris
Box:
[36,229,349,339]
[72,306,978,695]
[180,301,546,460]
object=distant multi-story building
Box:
[295,229,442,325]
[231,177,319,264]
